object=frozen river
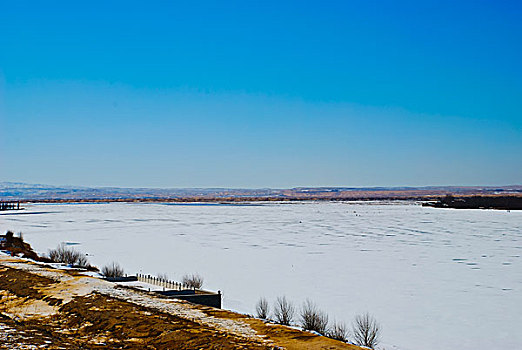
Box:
[1,201,520,350]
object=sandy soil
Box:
[0,255,361,349]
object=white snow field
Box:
[1,201,520,350]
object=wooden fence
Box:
[136,273,192,290]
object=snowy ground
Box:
[1,201,520,350]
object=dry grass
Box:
[1,255,363,350]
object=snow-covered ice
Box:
[1,201,520,350]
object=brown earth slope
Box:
[0,255,362,349]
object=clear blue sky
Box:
[0,1,520,188]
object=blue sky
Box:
[0,1,520,187]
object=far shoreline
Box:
[6,194,522,210]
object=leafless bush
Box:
[352,313,381,349]
[273,296,295,325]
[157,272,169,281]
[182,273,204,289]
[76,255,88,267]
[300,299,329,334]
[101,262,124,278]
[328,321,350,342]
[48,243,89,267]
[256,297,270,319]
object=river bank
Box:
[0,253,360,349]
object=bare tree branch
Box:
[328,320,350,342]
[182,273,204,289]
[352,313,381,349]
[101,262,124,277]
[273,296,295,325]
[256,297,270,319]
[300,299,329,334]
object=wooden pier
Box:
[0,201,21,211]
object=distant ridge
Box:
[1,182,521,201]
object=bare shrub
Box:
[300,299,329,334]
[157,272,169,281]
[182,273,204,289]
[101,262,124,278]
[48,243,89,267]
[352,313,381,349]
[256,297,270,319]
[75,254,88,268]
[328,321,350,342]
[273,296,295,325]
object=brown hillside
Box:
[0,255,363,349]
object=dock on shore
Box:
[0,201,21,211]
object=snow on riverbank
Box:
[1,201,521,350]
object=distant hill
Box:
[1,182,521,201]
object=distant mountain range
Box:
[1,182,521,201]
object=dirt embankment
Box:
[0,255,362,349]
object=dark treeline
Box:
[423,195,522,210]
